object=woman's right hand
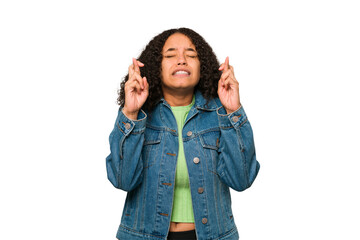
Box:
[122,58,149,120]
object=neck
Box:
[162,88,194,107]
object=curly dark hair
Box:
[118,27,221,112]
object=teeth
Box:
[174,71,189,75]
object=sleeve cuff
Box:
[217,105,247,128]
[116,108,147,135]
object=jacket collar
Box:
[194,90,220,110]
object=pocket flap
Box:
[144,129,162,145]
[199,130,220,150]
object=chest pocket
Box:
[199,129,220,175]
[142,128,162,168]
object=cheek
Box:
[195,63,201,77]
[195,60,200,72]
[161,62,170,76]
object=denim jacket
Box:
[106,91,260,240]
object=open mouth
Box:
[173,70,190,76]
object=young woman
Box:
[106,28,260,240]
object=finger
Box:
[222,64,236,80]
[220,71,238,90]
[228,67,236,81]
[133,58,141,74]
[128,71,145,89]
[133,58,140,74]
[229,65,236,78]
[126,78,142,93]
[224,78,232,90]
[125,78,139,91]
[137,60,144,67]
[224,56,229,71]
[128,64,135,78]
[133,58,145,73]
[220,70,231,82]
[224,77,236,86]
[219,56,230,71]
[219,70,230,89]
[133,73,145,90]
[224,77,239,90]
[218,78,223,91]
[218,62,225,71]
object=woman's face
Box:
[161,33,200,95]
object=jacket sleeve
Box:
[106,108,147,191]
[216,105,260,192]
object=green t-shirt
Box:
[170,96,195,223]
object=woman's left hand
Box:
[218,56,241,114]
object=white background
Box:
[1,0,359,239]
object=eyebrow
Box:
[164,48,197,53]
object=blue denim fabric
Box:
[106,91,260,240]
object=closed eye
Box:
[163,54,197,58]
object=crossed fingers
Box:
[218,56,238,90]
[126,58,147,93]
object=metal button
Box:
[186,131,193,137]
[124,123,131,130]
[202,218,208,224]
[198,187,204,194]
[232,116,239,123]
[193,157,200,164]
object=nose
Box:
[177,53,187,65]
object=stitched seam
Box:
[239,118,248,127]
[116,122,125,134]
[214,226,237,240]
[197,127,220,135]
[119,225,163,239]
[236,128,249,188]
[220,126,233,130]
[145,124,166,131]
[130,130,145,135]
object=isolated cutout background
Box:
[0,0,359,239]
